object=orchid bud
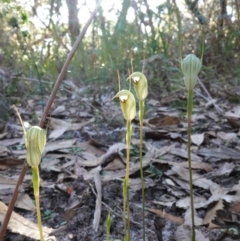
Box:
[128,72,148,100]
[181,54,202,90]
[26,126,47,167]
[112,90,136,122]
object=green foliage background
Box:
[0,0,239,96]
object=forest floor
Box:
[1,78,240,241]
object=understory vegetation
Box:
[1,0,240,241]
[1,0,240,97]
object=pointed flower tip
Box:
[128,72,148,100]
[128,72,142,83]
[112,89,136,122]
[112,89,130,101]
[181,54,202,90]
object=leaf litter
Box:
[2,82,240,240]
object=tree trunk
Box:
[66,0,80,45]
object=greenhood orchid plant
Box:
[128,72,148,241]
[26,126,47,241]
[112,89,136,241]
[14,106,47,241]
[181,54,202,241]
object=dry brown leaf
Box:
[184,208,203,226]
[41,158,61,171]
[148,207,184,224]
[0,158,24,170]
[0,132,7,139]
[76,141,113,168]
[165,178,176,187]
[77,157,101,167]
[208,186,240,204]
[212,162,234,176]
[197,147,239,160]
[146,115,181,127]
[226,117,240,129]
[88,137,108,148]
[217,131,237,141]
[15,193,35,211]
[195,229,210,241]
[174,225,191,241]
[152,159,212,172]
[75,162,96,180]
[76,141,105,156]
[165,166,219,191]
[49,117,94,139]
[0,145,9,156]
[129,177,156,191]
[103,158,125,170]
[225,106,240,118]
[167,186,186,198]
[152,193,176,206]
[191,133,204,146]
[0,201,54,239]
[102,151,153,181]
[52,105,66,115]
[203,200,224,227]
[170,148,202,162]
[176,196,207,210]
[145,143,175,158]
[229,202,240,214]
[231,180,240,191]
[170,177,189,190]
[208,112,220,121]
[43,139,77,155]
[63,200,81,221]
[175,225,209,241]
[98,142,126,165]
[80,151,98,162]
[147,99,160,106]
[0,138,22,146]
[49,126,67,139]
[0,175,26,190]
[191,113,206,122]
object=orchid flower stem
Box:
[139,100,145,241]
[32,166,44,241]
[123,120,132,241]
[187,89,195,241]
[123,177,127,239]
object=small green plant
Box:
[181,54,202,241]
[105,210,113,241]
[14,106,47,241]
[128,72,148,241]
[112,89,136,241]
[26,126,46,241]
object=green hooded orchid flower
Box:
[25,126,47,167]
[128,72,148,100]
[112,89,136,122]
[181,54,202,90]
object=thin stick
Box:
[89,183,154,233]
[0,2,102,238]
[197,77,223,114]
